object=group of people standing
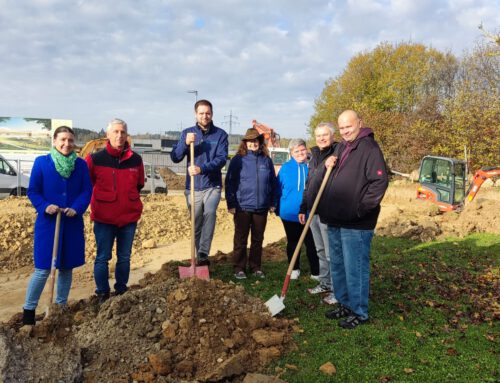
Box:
[21,99,388,331]
[22,118,145,325]
[222,108,389,329]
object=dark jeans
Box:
[93,221,137,295]
[233,210,268,273]
[281,219,319,275]
[328,227,374,320]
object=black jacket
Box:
[318,128,388,230]
[299,144,337,214]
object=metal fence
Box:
[139,150,186,175]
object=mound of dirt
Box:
[159,167,186,190]
[0,195,235,275]
[377,182,500,242]
[0,269,296,382]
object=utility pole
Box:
[187,90,198,102]
[222,110,239,136]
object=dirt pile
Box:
[159,167,186,190]
[376,182,500,242]
[0,195,234,274]
[0,269,296,383]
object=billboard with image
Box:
[0,117,72,153]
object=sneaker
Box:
[307,284,331,295]
[339,315,369,329]
[325,304,352,320]
[290,270,301,280]
[322,293,338,305]
[234,271,247,279]
[253,270,265,278]
[310,274,320,281]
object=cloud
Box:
[0,0,497,137]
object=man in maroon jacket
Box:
[86,119,144,303]
[319,110,388,329]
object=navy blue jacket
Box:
[225,151,279,212]
[170,122,228,191]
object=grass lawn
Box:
[209,233,499,382]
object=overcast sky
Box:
[1,0,498,138]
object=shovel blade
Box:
[178,265,210,280]
[265,294,285,316]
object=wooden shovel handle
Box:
[48,210,62,305]
[281,165,333,298]
[190,142,196,266]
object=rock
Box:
[257,347,281,364]
[175,359,194,374]
[251,329,284,347]
[161,320,177,339]
[203,350,250,381]
[148,350,173,375]
[142,239,156,249]
[243,373,288,383]
[319,361,337,375]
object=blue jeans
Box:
[328,227,374,320]
[93,221,137,295]
[24,268,73,310]
[185,187,221,260]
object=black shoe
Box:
[22,308,36,326]
[325,304,352,320]
[197,258,210,266]
[97,293,110,305]
[339,315,369,329]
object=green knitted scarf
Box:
[50,147,77,178]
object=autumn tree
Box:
[442,43,500,168]
[310,42,458,172]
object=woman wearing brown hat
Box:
[225,127,279,279]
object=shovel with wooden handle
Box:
[265,165,333,316]
[45,209,62,318]
[178,142,210,280]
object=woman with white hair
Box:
[277,138,319,280]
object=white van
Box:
[0,154,30,198]
[143,162,168,194]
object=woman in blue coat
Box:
[225,128,279,279]
[277,138,319,280]
[22,126,92,325]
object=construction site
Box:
[0,172,498,382]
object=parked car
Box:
[0,154,30,198]
[143,162,168,194]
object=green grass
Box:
[209,233,499,382]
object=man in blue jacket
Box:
[319,110,388,329]
[170,100,228,266]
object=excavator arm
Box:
[466,166,500,202]
[252,120,280,148]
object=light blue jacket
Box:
[277,158,308,222]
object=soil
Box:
[0,180,498,382]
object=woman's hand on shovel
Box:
[63,208,77,217]
[45,205,60,215]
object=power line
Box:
[222,110,239,136]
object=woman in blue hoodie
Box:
[277,139,319,280]
[225,128,278,279]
